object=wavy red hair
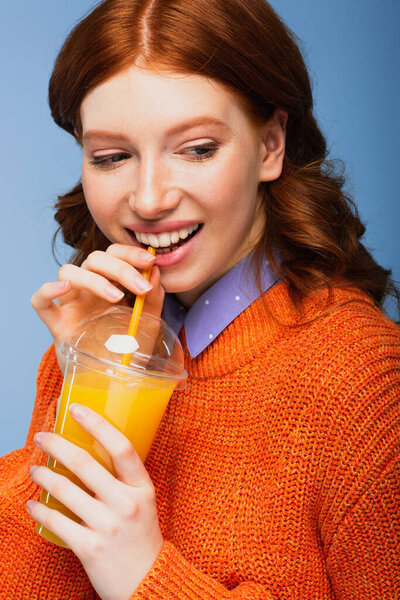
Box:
[49,0,399,325]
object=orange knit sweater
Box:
[1,281,399,599]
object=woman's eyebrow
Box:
[83,131,131,144]
[165,116,232,137]
[83,116,232,144]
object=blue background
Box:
[1,1,399,456]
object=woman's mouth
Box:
[126,222,204,267]
[127,223,204,255]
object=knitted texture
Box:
[0,280,399,599]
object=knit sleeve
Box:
[129,470,399,600]
[130,540,275,599]
[25,344,63,446]
[325,453,400,598]
[0,345,63,496]
[318,314,400,599]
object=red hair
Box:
[49,0,399,324]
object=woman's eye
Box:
[89,153,130,170]
[89,144,218,170]
[184,144,218,161]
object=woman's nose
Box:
[128,156,180,219]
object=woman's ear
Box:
[258,109,288,182]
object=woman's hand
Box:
[27,404,164,600]
[30,244,163,370]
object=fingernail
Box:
[30,465,39,476]
[141,251,156,262]
[57,280,70,290]
[34,433,44,445]
[137,279,153,293]
[26,500,36,513]
[105,285,125,300]
[69,403,88,418]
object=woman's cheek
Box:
[82,176,118,224]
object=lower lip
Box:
[127,226,203,267]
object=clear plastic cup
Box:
[36,306,187,547]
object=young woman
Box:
[1,1,399,598]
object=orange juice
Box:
[36,370,173,547]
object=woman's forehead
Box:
[79,66,251,136]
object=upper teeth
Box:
[134,224,200,247]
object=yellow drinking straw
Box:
[120,246,157,366]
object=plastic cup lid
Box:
[58,306,187,390]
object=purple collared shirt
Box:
[162,251,281,358]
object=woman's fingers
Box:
[26,497,87,550]
[32,403,152,505]
[33,431,122,505]
[30,280,71,331]
[31,245,162,351]
[82,246,156,295]
[29,464,107,530]
[82,247,164,317]
[34,246,159,319]
[58,263,126,302]
[65,404,151,489]
[31,280,71,311]
[105,243,156,268]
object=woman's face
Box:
[80,66,286,306]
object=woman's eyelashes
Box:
[89,153,130,170]
[184,144,218,161]
[89,143,219,170]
